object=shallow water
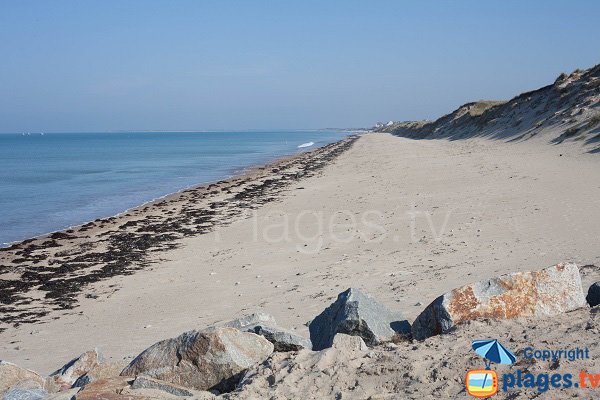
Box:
[0,130,349,245]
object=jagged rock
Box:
[224,313,311,351]
[2,388,47,400]
[309,288,411,350]
[72,360,127,388]
[586,282,600,307]
[50,349,102,388]
[120,326,273,392]
[0,361,45,395]
[412,263,586,340]
[245,325,312,352]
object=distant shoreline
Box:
[0,131,351,249]
[0,136,348,248]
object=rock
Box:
[586,282,600,307]
[222,312,276,330]
[2,388,47,400]
[72,360,127,388]
[130,376,193,397]
[0,361,45,395]
[412,263,586,340]
[50,349,102,388]
[72,375,93,389]
[331,333,368,352]
[42,377,62,395]
[120,326,273,392]
[309,288,411,350]
[245,324,312,352]
[224,313,312,351]
[73,377,133,400]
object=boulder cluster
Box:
[1,263,596,399]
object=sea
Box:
[0,130,350,246]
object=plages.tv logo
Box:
[466,339,516,398]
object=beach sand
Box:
[1,133,600,396]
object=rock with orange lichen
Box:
[412,263,586,340]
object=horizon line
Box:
[0,128,364,135]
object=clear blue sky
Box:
[1,1,599,132]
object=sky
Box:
[1,0,599,132]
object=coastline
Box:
[0,134,360,331]
[0,132,355,248]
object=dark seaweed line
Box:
[0,136,359,332]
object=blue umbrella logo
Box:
[472,339,516,368]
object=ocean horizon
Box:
[0,130,350,246]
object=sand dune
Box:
[379,64,600,152]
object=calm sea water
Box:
[0,131,349,246]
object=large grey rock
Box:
[224,313,312,351]
[586,282,600,307]
[120,326,273,392]
[309,288,411,350]
[0,361,45,395]
[412,263,586,340]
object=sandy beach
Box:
[2,132,600,384]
